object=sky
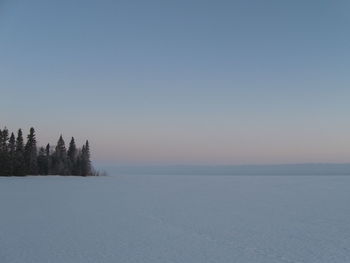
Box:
[1,0,350,165]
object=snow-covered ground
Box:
[1,175,350,263]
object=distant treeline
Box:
[0,127,100,176]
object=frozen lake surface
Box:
[1,174,350,262]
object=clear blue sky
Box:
[1,0,350,165]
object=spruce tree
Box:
[14,129,26,176]
[0,127,10,176]
[67,137,77,174]
[0,127,9,151]
[37,147,47,175]
[53,135,68,175]
[8,132,16,176]
[76,149,82,176]
[24,127,38,175]
[45,143,51,175]
[81,140,91,176]
[80,145,86,176]
[0,129,3,176]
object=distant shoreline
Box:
[99,163,350,176]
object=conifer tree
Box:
[37,147,47,175]
[0,129,3,176]
[67,137,77,174]
[0,127,9,151]
[0,127,10,176]
[45,143,51,175]
[8,132,16,176]
[24,127,38,175]
[14,129,26,176]
[81,140,91,176]
[80,145,85,176]
[53,135,68,175]
[75,149,82,176]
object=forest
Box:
[0,127,97,176]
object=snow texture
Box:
[1,175,350,263]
